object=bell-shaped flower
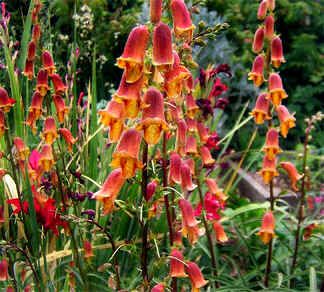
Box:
[257,0,268,20]
[13,137,30,161]
[183,158,195,175]
[259,156,279,184]
[59,128,77,152]
[98,100,125,143]
[252,27,264,53]
[180,162,197,192]
[110,129,143,178]
[26,91,43,132]
[51,74,67,95]
[168,152,182,184]
[265,15,275,39]
[250,93,271,124]
[39,144,55,172]
[0,259,9,281]
[42,50,56,76]
[53,94,69,123]
[268,73,287,107]
[32,24,41,43]
[186,117,197,133]
[205,178,227,202]
[171,0,195,42]
[197,123,209,144]
[23,59,34,80]
[175,119,187,156]
[116,25,149,83]
[92,168,125,214]
[150,0,162,23]
[83,240,94,259]
[271,36,285,68]
[200,146,215,166]
[186,262,208,290]
[146,179,158,201]
[0,87,16,113]
[185,94,199,119]
[276,105,295,138]
[36,69,49,97]
[185,135,198,156]
[280,161,302,191]
[152,23,174,71]
[170,249,187,278]
[136,87,168,145]
[113,72,143,119]
[213,221,229,243]
[262,128,282,160]
[248,54,264,87]
[27,40,36,61]
[257,211,275,244]
[41,117,58,145]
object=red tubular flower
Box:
[113,72,143,119]
[170,249,187,278]
[208,77,228,99]
[83,240,94,259]
[183,158,195,175]
[0,111,6,136]
[110,129,143,178]
[153,23,174,71]
[257,0,268,20]
[175,119,187,156]
[36,69,49,97]
[98,100,125,142]
[151,283,164,292]
[252,27,264,54]
[169,152,182,184]
[250,93,271,124]
[0,87,16,113]
[205,178,227,201]
[136,87,168,145]
[268,73,288,107]
[41,117,58,145]
[42,50,56,76]
[27,91,43,129]
[262,128,282,160]
[213,221,229,243]
[171,0,195,42]
[265,15,275,39]
[146,179,158,201]
[180,162,197,192]
[197,123,209,144]
[32,24,41,43]
[13,137,30,161]
[150,0,162,23]
[39,144,55,172]
[53,94,69,123]
[186,94,199,119]
[59,128,77,152]
[27,41,36,61]
[200,146,215,166]
[195,192,222,220]
[271,36,285,68]
[280,162,302,191]
[186,262,208,290]
[92,168,125,214]
[185,135,198,156]
[116,25,149,83]
[248,54,264,87]
[23,60,34,80]
[276,105,296,138]
[259,156,279,184]
[0,259,9,281]
[51,74,67,95]
[186,118,197,133]
[267,0,275,11]
[257,211,275,244]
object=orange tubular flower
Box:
[186,118,197,133]
[36,69,49,97]
[32,24,41,43]
[248,54,264,87]
[268,73,287,107]
[92,168,125,214]
[110,129,143,178]
[53,94,69,123]
[250,93,271,124]
[39,144,54,172]
[83,240,94,259]
[265,15,275,40]
[113,72,143,119]
[257,211,275,244]
[276,105,296,138]
[200,146,215,166]
[27,41,36,61]
[136,87,168,145]
[0,111,6,136]
[180,162,197,192]
[171,0,195,43]
[150,0,162,23]
[169,152,182,184]
[58,128,77,152]
[13,137,30,161]
[186,94,199,119]
[116,25,149,83]
[259,156,279,184]
[257,0,268,20]
[280,162,302,191]
[205,178,227,201]
[262,128,282,160]
[28,91,43,122]
[213,221,229,243]
[185,135,198,156]
[152,23,174,71]
[197,123,209,144]
[98,100,125,142]
[41,117,58,145]
[0,259,9,281]
[252,27,264,54]
[186,262,208,291]
[42,50,56,76]
[23,60,34,80]
[271,36,285,68]
[0,87,16,113]
[51,74,67,95]
[175,119,187,156]
[170,249,187,278]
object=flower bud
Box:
[264,15,275,39]
[146,180,158,201]
[252,27,264,53]
[150,0,162,24]
[257,0,268,20]
[271,36,285,68]
[0,259,9,281]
